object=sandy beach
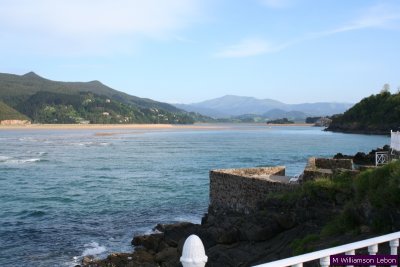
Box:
[0,123,314,131]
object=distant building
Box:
[105,99,111,103]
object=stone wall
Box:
[209,166,295,214]
[302,157,353,182]
[315,158,353,170]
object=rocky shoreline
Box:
[79,193,375,267]
[80,203,334,267]
[325,124,391,136]
[78,147,393,267]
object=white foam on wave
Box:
[18,137,39,142]
[0,155,11,162]
[23,158,41,163]
[81,241,107,257]
[143,228,162,235]
[1,158,41,164]
[99,142,110,146]
[174,215,202,224]
[71,141,110,147]
[67,242,108,267]
[15,158,41,163]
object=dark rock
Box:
[93,250,158,267]
[240,222,281,242]
[275,212,296,229]
[155,247,179,262]
[132,249,157,264]
[162,222,198,247]
[216,227,240,244]
[132,233,163,252]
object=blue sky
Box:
[1,0,399,104]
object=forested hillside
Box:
[327,91,400,134]
[0,101,29,121]
[0,72,210,124]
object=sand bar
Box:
[0,123,313,131]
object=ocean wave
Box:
[0,156,11,162]
[18,137,36,141]
[66,241,107,267]
[69,241,108,266]
[99,142,110,146]
[17,210,46,218]
[8,158,42,164]
[0,157,43,164]
[70,141,110,147]
[81,242,107,256]
[39,196,74,203]
[174,215,202,224]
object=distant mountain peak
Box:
[88,80,103,85]
[174,95,354,118]
[22,71,42,79]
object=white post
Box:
[346,249,355,267]
[180,235,208,267]
[368,244,378,267]
[389,239,399,267]
[319,256,329,267]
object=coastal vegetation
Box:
[274,160,400,254]
[0,72,211,124]
[0,101,29,121]
[305,116,323,124]
[15,91,196,124]
[266,117,294,124]
[327,91,400,134]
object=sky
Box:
[1,0,400,104]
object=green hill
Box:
[0,72,211,124]
[0,72,180,112]
[326,91,400,134]
[0,101,29,121]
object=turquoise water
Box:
[0,125,388,266]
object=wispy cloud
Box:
[324,3,400,35]
[216,3,400,58]
[0,0,203,56]
[259,0,294,9]
[215,38,281,58]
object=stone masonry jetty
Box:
[209,166,295,214]
[209,157,354,214]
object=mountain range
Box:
[174,95,353,120]
[0,72,354,124]
[0,72,181,112]
[0,72,208,124]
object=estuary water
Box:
[0,125,389,266]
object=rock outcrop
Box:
[80,189,349,267]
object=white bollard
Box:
[180,235,208,267]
